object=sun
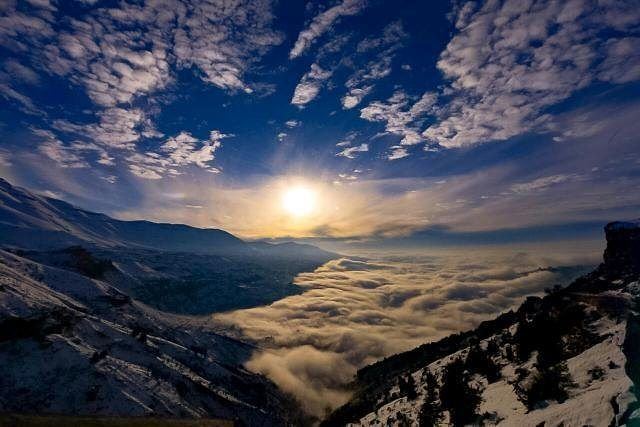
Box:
[282,186,316,217]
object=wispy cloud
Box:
[289,0,366,59]
[340,21,407,110]
[336,143,368,159]
[510,174,583,194]
[291,63,333,107]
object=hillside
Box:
[0,178,337,314]
[0,248,305,425]
[323,220,640,426]
[0,178,245,253]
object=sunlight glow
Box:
[282,186,316,217]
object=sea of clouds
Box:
[214,245,601,416]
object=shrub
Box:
[588,366,606,382]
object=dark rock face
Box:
[567,220,640,294]
[604,220,640,277]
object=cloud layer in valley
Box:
[214,247,600,416]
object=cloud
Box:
[114,99,640,239]
[0,148,11,167]
[34,0,282,104]
[215,249,597,416]
[387,146,409,160]
[0,83,40,115]
[420,0,640,148]
[597,37,640,84]
[246,346,353,416]
[336,131,358,147]
[341,85,372,109]
[0,0,282,174]
[24,97,635,242]
[289,0,366,59]
[355,20,406,53]
[127,130,229,179]
[3,59,40,84]
[509,174,583,194]
[52,108,145,150]
[291,63,333,107]
[31,128,89,169]
[25,0,56,12]
[285,120,301,128]
[336,143,368,159]
[341,21,407,109]
[360,91,437,146]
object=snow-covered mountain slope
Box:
[0,249,305,424]
[324,220,640,427]
[11,244,335,315]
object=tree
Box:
[504,344,515,362]
[418,370,442,427]
[486,338,499,356]
[465,343,501,383]
[439,358,482,426]
[423,370,438,399]
[513,361,574,410]
[399,374,418,400]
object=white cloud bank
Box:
[215,248,599,416]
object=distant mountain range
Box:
[0,177,334,259]
[0,178,337,315]
[0,178,244,253]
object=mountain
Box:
[0,178,245,254]
[0,177,337,260]
[0,247,307,425]
[324,220,640,426]
[0,178,346,424]
[0,178,337,314]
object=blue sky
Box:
[0,0,639,244]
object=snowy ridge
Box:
[349,301,636,427]
[0,178,245,253]
[325,221,640,426]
